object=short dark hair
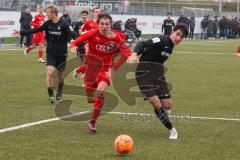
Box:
[174,23,189,37]
[166,12,172,16]
[81,10,88,15]
[97,13,112,23]
[93,7,101,13]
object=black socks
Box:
[155,108,173,130]
[57,79,64,94]
[48,87,54,97]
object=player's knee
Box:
[47,70,55,78]
[161,100,172,109]
[94,90,104,98]
[149,99,161,109]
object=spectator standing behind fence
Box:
[219,16,228,39]
[207,17,214,39]
[201,15,209,39]
[19,8,32,47]
[177,15,189,26]
[162,12,175,36]
[213,16,219,39]
[112,20,127,40]
[188,14,195,39]
[125,18,142,42]
[237,18,240,38]
[231,18,238,38]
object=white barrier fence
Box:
[0,11,203,37]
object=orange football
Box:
[114,135,134,154]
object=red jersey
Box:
[81,20,98,32]
[31,14,45,28]
[70,29,131,68]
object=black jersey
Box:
[134,35,174,64]
[20,19,71,56]
[162,19,175,35]
[72,21,84,39]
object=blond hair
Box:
[46,4,58,16]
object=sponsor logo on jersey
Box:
[152,37,160,43]
[49,31,62,36]
[95,37,100,41]
[96,41,117,52]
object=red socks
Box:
[90,96,105,124]
[38,50,43,58]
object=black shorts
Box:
[135,62,171,100]
[46,54,67,71]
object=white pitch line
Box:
[0,110,91,134]
[1,111,240,134]
[183,40,239,43]
[0,48,22,51]
[176,51,233,55]
[108,112,240,121]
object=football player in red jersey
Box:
[73,7,102,78]
[70,13,138,133]
[24,5,46,63]
[80,7,101,32]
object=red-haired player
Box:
[24,5,46,63]
[70,13,138,133]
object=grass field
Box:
[0,39,240,160]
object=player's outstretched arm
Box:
[69,29,96,53]
[20,22,47,35]
[112,54,129,71]
[113,38,139,68]
[11,30,20,37]
[128,52,139,66]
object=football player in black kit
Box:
[72,10,89,60]
[12,4,72,104]
[162,12,175,36]
[128,23,188,140]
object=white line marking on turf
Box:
[1,111,240,134]
[108,112,240,122]
[0,49,22,51]
[176,51,233,55]
[0,111,91,134]
[183,40,239,43]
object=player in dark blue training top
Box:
[129,23,188,139]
